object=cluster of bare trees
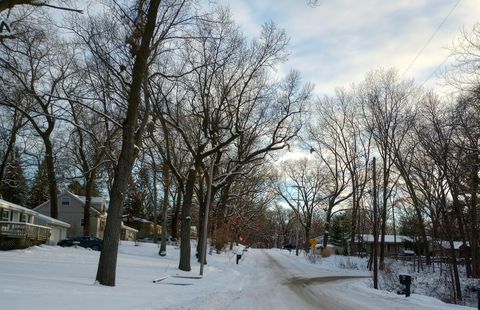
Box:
[275,27,480,301]
[0,1,311,286]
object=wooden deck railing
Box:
[0,221,50,242]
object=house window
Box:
[61,197,70,206]
[1,209,9,221]
[20,213,28,223]
[81,219,84,227]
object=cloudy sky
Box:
[220,0,480,96]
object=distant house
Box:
[33,191,138,244]
[353,234,413,256]
[0,198,52,250]
[34,191,107,238]
[434,241,470,259]
[122,216,161,240]
[121,222,138,241]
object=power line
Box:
[418,55,451,89]
[401,0,462,78]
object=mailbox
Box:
[399,275,411,285]
[399,275,412,297]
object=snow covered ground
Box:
[0,242,476,309]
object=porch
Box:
[0,221,51,250]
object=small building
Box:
[0,198,51,250]
[34,213,71,245]
[353,234,413,256]
[121,222,138,241]
[34,191,107,238]
[122,216,161,240]
[434,241,470,259]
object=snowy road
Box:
[260,250,370,309]
[190,249,472,310]
[204,249,371,310]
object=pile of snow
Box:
[296,250,479,308]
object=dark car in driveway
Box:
[283,244,295,251]
[57,236,103,251]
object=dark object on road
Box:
[399,274,412,297]
[57,236,103,251]
[236,254,242,264]
[283,244,295,252]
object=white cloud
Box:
[220,0,480,95]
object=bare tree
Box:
[0,106,26,187]
[0,0,82,13]
[0,20,76,217]
[359,69,429,267]
[277,158,325,251]
[415,94,464,298]
[445,23,480,92]
[149,8,308,270]
[94,0,162,287]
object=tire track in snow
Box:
[263,250,370,309]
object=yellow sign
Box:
[309,239,317,246]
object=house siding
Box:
[34,192,104,238]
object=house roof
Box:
[0,198,70,229]
[34,213,71,228]
[122,215,154,224]
[356,234,413,243]
[68,192,105,214]
[76,195,105,210]
[0,198,37,216]
[33,190,105,215]
[121,222,138,232]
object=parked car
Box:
[57,236,103,251]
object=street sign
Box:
[309,239,317,246]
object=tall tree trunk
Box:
[0,114,22,185]
[323,206,332,248]
[304,227,310,252]
[179,167,197,271]
[349,175,358,255]
[44,138,58,219]
[196,176,206,262]
[171,191,181,239]
[95,0,160,287]
[469,151,479,277]
[448,234,463,300]
[451,191,472,277]
[372,157,378,289]
[379,156,387,270]
[152,161,158,243]
[83,172,96,236]
[159,163,170,256]
[197,191,210,264]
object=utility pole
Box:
[372,157,378,289]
